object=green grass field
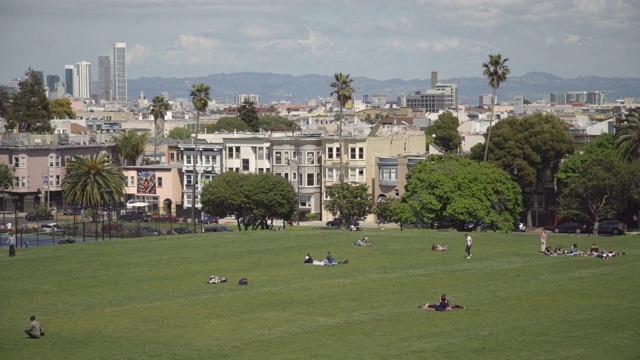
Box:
[1,228,638,359]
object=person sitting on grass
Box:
[353,237,372,246]
[565,243,584,256]
[304,253,314,264]
[419,294,464,311]
[544,246,555,256]
[431,244,449,251]
[588,243,599,256]
[326,251,348,265]
[554,245,565,255]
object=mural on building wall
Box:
[137,170,156,194]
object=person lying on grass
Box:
[353,237,372,246]
[431,244,449,251]
[596,250,625,260]
[419,294,464,311]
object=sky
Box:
[1,0,639,83]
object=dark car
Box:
[591,220,627,235]
[203,225,233,232]
[168,227,195,235]
[137,226,162,236]
[326,219,342,227]
[118,212,152,222]
[197,214,218,224]
[25,212,53,221]
[552,221,588,234]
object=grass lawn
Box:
[1,227,638,359]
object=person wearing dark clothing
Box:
[326,251,334,264]
[238,278,248,285]
[304,253,313,264]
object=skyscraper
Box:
[46,74,59,93]
[76,61,91,99]
[98,55,112,102]
[64,65,75,97]
[114,42,127,102]
[34,71,45,86]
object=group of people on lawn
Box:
[540,230,625,259]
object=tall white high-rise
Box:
[114,42,127,102]
[76,61,92,99]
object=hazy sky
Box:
[1,0,639,83]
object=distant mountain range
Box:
[127,72,640,106]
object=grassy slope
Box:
[0,228,638,360]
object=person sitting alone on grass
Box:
[544,246,555,256]
[354,237,372,247]
[419,294,464,311]
[431,244,449,251]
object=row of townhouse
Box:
[0,124,429,223]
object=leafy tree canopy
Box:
[113,130,149,166]
[424,111,461,152]
[470,113,575,188]
[256,115,296,131]
[403,155,522,231]
[4,68,52,133]
[50,98,76,120]
[204,116,251,133]
[167,127,192,140]
[0,163,16,190]
[555,134,640,234]
[238,99,259,131]
[323,182,374,229]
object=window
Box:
[203,155,211,166]
[395,189,400,197]
[13,178,19,187]
[258,168,265,174]
[306,173,314,187]
[13,156,18,166]
[327,148,334,159]
[284,151,289,164]
[358,147,364,159]
[130,176,135,186]
[326,168,334,181]
[350,147,356,160]
[300,195,311,208]
[55,156,61,167]
[284,173,289,180]
[380,168,397,181]
[49,156,54,167]
[185,193,192,207]
[185,155,193,165]
[358,168,364,181]
[170,152,175,161]
[242,159,249,171]
[55,175,60,186]
[21,177,26,187]
[186,174,193,186]
[292,172,297,180]
[292,151,297,159]
[307,152,314,165]
[158,177,163,188]
[335,147,341,160]
[275,151,282,165]
[234,146,240,159]
[227,147,234,159]
[258,147,264,160]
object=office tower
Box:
[431,71,438,89]
[587,91,605,105]
[514,95,524,115]
[98,55,112,102]
[46,75,59,92]
[114,42,127,102]
[479,94,494,107]
[64,65,75,97]
[34,71,45,86]
[550,93,566,105]
[76,61,91,99]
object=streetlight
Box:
[287,159,300,225]
[12,195,19,247]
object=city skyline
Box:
[0,0,639,84]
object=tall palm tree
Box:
[614,107,640,162]
[113,130,148,166]
[482,54,510,162]
[62,152,126,218]
[329,72,355,183]
[189,83,212,231]
[150,95,170,164]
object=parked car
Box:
[137,226,162,236]
[197,214,218,224]
[118,212,152,222]
[62,206,83,216]
[39,223,64,234]
[168,227,195,235]
[101,223,128,234]
[203,225,233,232]
[590,220,627,235]
[25,212,53,221]
[552,221,588,234]
[154,215,178,223]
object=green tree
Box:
[190,83,212,231]
[555,134,640,236]
[167,127,192,140]
[614,107,640,161]
[256,115,296,131]
[481,54,510,162]
[330,72,356,183]
[49,98,76,119]
[238,99,259,131]
[0,163,16,222]
[62,152,126,216]
[4,68,53,133]
[150,95,170,163]
[113,130,148,166]
[403,155,522,231]
[213,116,251,132]
[373,196,419,230]
[324,182,373,229]
[0,86,10,118]
[373,197,396,225]
[425,111,461,152]
[249,173,297,229]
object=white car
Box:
[39,223,64,234]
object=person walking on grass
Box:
[540,230,547,253]
[465,234,472,258]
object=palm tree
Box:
[62,152,126,222]
[189,83,212,231]
[482,54,510,162]
[113,130,148,166]
[329,72,355,183]
[614,107,640,161]
[150,95,170,163]
[0,163,16,226]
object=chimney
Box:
[431,71,438,89]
